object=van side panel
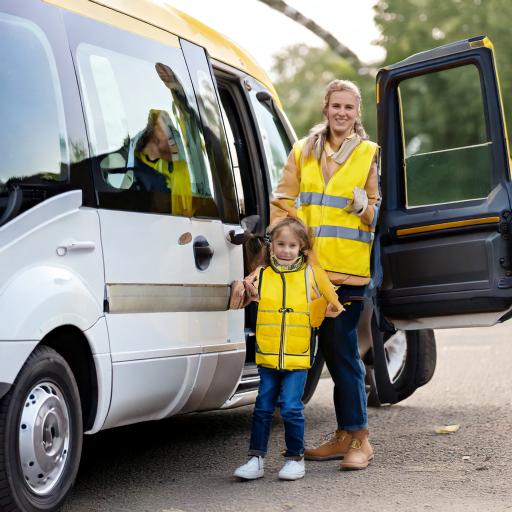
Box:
[84,318,112,434]
[0,192,104,341]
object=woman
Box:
[270,79,380,470]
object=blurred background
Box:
[168,0,512,146]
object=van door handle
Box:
[193,236,214,270]
[56,240,96,256]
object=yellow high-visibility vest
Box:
[296,139,378,277]
[135,151,193,217]
[256,263,312,370]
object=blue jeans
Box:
[318,285,368,431]
[248,367,308,459]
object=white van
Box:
[1,0,511,510]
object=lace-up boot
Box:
[304,429,352,461]
[340,429,373,470]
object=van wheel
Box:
[367,327,437,407]
[0,346,83,512]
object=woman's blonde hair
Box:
[302,79,368,161]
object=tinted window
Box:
[399,65,492,207]
[181,40,238,224]
[0,12,68,220]
[74,24,219,218]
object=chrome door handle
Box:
[56,240,96,256]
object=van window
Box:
[0,12,68,220]
[180,40,238,224]
[248,89,292,191]
[399,64,492,207]
[75,37,219,219]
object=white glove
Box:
[350,186,368,216]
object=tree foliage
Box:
[375,0,512,140]
[271,45,377,140]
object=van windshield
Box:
[0,13,68,226]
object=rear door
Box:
[377,36,512,330]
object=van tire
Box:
[367,327,437,407]
[303,352,325,404]
[0,346,83,512]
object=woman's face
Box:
[153,117,178,161]
[325,90,358,138]
[272,226,301,266]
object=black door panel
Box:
[376,36,512,327]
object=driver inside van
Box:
[134,108,193,217]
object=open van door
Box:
[376,36,512,331]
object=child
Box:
[231,217,343,481]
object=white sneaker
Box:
[233,456,264,480]
[278,459,305,480]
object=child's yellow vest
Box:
[255,263,312,371]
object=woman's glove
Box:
[349,186,368,216]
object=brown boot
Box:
[340,429,374,470]
[304,430,352,461]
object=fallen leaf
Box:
[435,424,460,434]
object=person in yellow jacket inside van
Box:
[270,79,380,470]
[231,217,343,481]
[134,109,193,217]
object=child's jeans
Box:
[248,366,308,460]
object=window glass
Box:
[77,42,219,218]
[180,39,238,224]
[399,65,492,207]
[0,12,68,219]
[220,100,245,216]
[248,90,292,191]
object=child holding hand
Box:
[231,217,343,481]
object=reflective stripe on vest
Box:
[299,191,351,209]
[313,225,374,244]
[296,139,378,276]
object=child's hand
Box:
[243,274,259,301]
[325,302,344,318]
[229,280,246,309]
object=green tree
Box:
[271,44,377,140]
[375,0,512,141]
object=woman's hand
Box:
[325,301,344,318]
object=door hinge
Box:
[499,210,512,274]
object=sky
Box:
[165,0,385,77]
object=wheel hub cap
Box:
[19,383,70,495]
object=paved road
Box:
[63,323,512,512]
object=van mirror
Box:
[227,214,261,245]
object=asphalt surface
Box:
[62,323,512,512]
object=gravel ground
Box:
[63,322,512,512]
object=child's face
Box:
[272,226,301,265]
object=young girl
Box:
[231,217,343,481]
